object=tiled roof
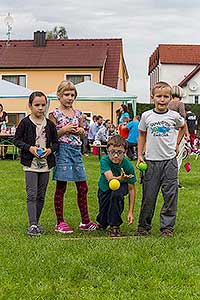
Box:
[148,44,200,74]
[0,38,123,88]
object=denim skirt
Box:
[53,143,86,182]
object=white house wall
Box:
[160,64,194,86]
[150,63,200,103]
[183,72,200,104]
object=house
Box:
[148,44,200,104]
[0,31,129,125]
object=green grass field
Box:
[0,155,200,300]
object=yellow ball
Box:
[109,179,120,191]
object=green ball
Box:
[138,162,148,171]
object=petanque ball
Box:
[138,162,148,171]
[109,179,120,191]
[37,148,45,156]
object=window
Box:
[8,113,26,126]
[2,75,26,87]
[66,74,91,85]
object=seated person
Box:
[95,119,112,153]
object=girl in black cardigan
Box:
[14,91,58,236]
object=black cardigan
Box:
[14,116,59,169]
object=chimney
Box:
[33,31,46,47]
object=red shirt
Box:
[118,124,129,139]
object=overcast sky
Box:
[1,0,200,103]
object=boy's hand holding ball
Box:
[138,162,148,171]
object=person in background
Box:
[126,115,140,160]
[116,109,121,126]
[185,105,197,147]
[168,85,190,189]
[95,119,112,146]
[118,116,129,139]
[0,104,9,159]
[88,115,103,145]
[81,114,90,156]
[49,80,96,234]
[118,104,130,125]
[95,119,112,154]
[108,123,116,138]
[90,115,97,125]
[14,91,58,236]
[0,104,8,127]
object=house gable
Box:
[148,44,200,104]
[179,65,200,87]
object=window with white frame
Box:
[2,75,26,87]
[66,74,91,85]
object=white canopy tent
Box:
[0,79,33,98]
[0,79,34,126]
[48,80,137,120]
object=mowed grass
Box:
[0,155,200,300]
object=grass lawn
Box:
[0,155,200,300]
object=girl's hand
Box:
[75,127,85,136]
[40,148,52,158]
[63,123,78,134]
[29,146,39,157]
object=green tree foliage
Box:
[46,26,68,40]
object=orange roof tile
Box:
[148,44,200,74]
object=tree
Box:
[46,26,68,40]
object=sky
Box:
[1,0,200,103]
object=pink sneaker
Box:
[55,222,73,234]
[79,221,97,231]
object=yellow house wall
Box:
[0,98,29,114]
[0,68,101,93]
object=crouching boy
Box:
[96,135,136,237]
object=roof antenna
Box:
[4,12,14,45]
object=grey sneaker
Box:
[26,225,41,237]
[37,224,46,235]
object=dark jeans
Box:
[25,171,49,226]
[138,158,178,232]
[96,183,128,228]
